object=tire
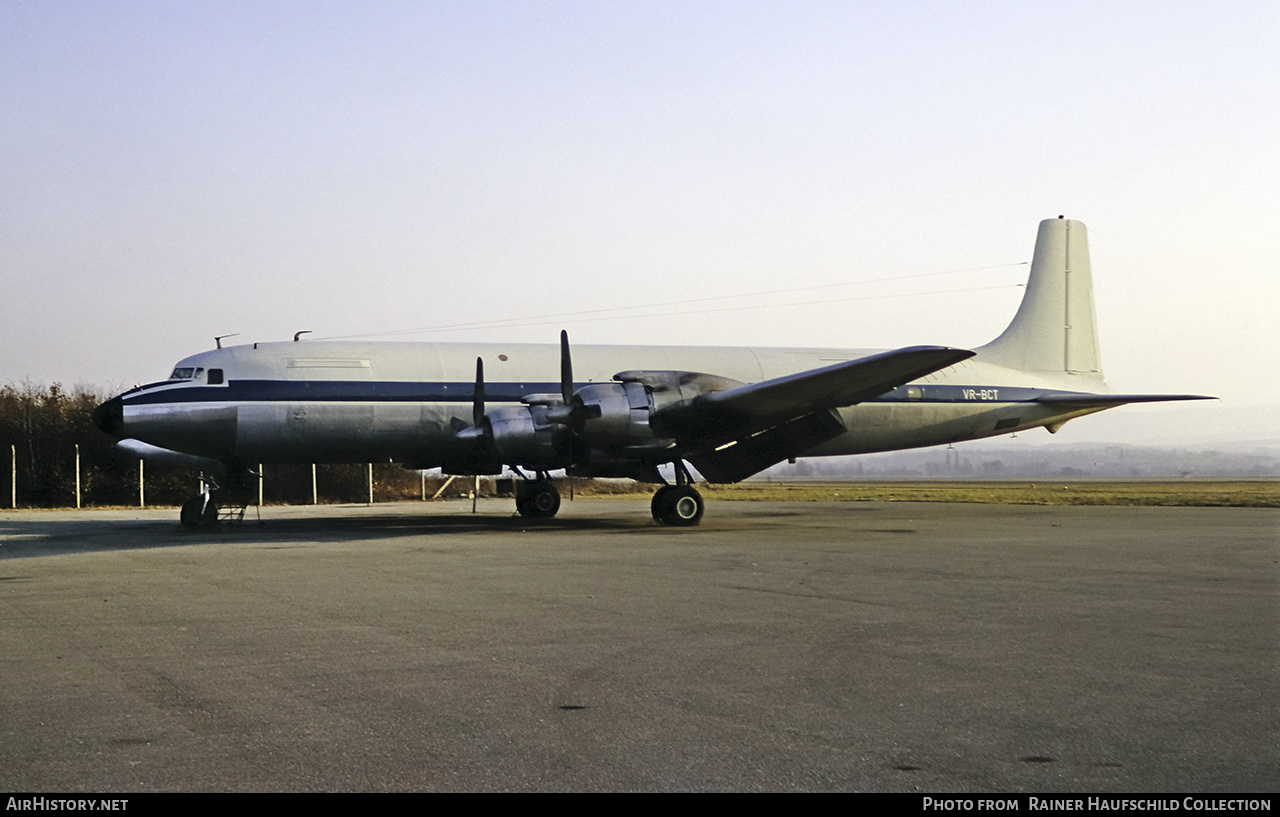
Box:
[655,485,703,527]
[517,481,561,519]
[650,485,676,521]
[180,495,219,529]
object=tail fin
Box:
[976,217,1103,379]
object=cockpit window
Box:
[169,367,195,380]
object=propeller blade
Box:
[473,357,485,428]
[559,330,573,405]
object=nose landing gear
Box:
[178,470,254,529]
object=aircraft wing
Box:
[650,345,975,483]
[696,345,976,421]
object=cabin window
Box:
[906,386,923,401]
[208,369,224,385]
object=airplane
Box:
[93,217,1210,528]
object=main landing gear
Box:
[515,475,561,519]
[508,462,706,526]
[651,461,704,527]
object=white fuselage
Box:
[113,338,1107,470]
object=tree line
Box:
[0,382,432,509]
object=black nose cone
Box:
[93,396,124,437]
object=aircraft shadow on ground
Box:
[0,510,664,559]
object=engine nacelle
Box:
[571,382,657,448]
[487,403,567,470]
[468,369,741,473]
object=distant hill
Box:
[769,441,1280,480]
[991,402,1278,448]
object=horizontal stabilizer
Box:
[1035,393,1215,408]
[697,345,976,421]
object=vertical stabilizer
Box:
[976,217,1103,379]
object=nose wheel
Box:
[180,493,219,529]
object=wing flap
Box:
[687,409,847,484]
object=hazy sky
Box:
[3,1,1277,441]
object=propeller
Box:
[473,357,485,428]
[547,330,602,469]
[548,330,597,426]
[455,333,589,467]
[560,330,573,406]
[453,357,489,439]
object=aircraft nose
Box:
[92,396,124,437]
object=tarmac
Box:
[0,498,1275,792]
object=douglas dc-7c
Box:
[93,217,1209,528]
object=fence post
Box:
[367,463,373,505]
[75,444,81,509]
[138,460,145,508]
[10,444,15,509]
